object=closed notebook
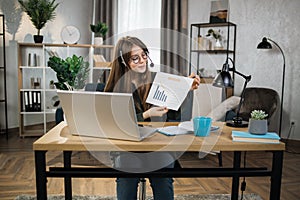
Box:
[232,131,280,144]
[158,126,193,136]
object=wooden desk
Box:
[33,122,285,200]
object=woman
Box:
[104,36,200,200]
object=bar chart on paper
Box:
[146,72,193,110]
[153,85,167,102]
[147,83,171,108]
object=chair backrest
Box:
[238,87,280,122]
[85,83,105,92]
[192,84,223,118]
[180,84,223,121]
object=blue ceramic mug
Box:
[193,116,212,137]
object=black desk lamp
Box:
[257,37,285,136]
[213,57,251,127]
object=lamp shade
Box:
[257,37,272,49]
[212,71,234,88]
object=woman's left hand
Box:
[189,72,200,90]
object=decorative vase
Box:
[248,119,268,135]
[214,38,223,50]
[34,35,43,43]
[94,37,103,46]
[51,95,60,107]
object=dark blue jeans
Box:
[116,177,174,200]
[113,152,175,200]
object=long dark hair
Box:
[104,36,152,111]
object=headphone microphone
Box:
[147,55,154,67]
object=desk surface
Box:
[33,121,285,152]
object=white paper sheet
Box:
[157,122,219,136]
[146,72,193,110]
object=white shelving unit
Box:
[18,43,114,137]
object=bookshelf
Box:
[18,43,114,137]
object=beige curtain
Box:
[160,0,189,76]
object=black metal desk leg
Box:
[231,151,241,200]
[64,151,72,200]
[35,151,47,200]
[270,151,284,200]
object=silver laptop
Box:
[57,90,157,141]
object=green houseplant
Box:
[248,110,268,135]
[49,80,55,89]
[206,29,223,50]
[206,29,221,40]
[250,110,268,120]
[18,0,59,43]
[48,55,90,90]
[90,22,108,45]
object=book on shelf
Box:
[93,54,106,62]
[232,130,280,144]
[94,54,110,67]
[23,91,41,112]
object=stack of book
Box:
[232,131,280,144]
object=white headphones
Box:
[119,51,127,67]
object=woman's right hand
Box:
[143,106,168,119]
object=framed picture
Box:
[209,0,229,23]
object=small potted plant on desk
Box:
[248,110,268,135]
[18,0,59,43]
[90,22,108,46]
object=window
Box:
[118,0,161,71]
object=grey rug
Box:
[15,194,263,200]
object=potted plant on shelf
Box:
[18,0,59,43]
[49,80,55,89]
[48,55,90,90]
[248,110,269,135]
[90,22,108,46]
[206,29,223,50]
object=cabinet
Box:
[18,43,114,137]
[189,22,236,97]
[0,14,8,138]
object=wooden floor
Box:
[0,131,299,200]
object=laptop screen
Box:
[57,90,145,141]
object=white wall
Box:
[1,0,299,140]
[188,0,300,140]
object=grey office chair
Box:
[226,87,280,132]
